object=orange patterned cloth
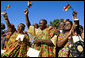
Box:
[29,27,59,57]
[2,31,29,57]
[1,30,12,50]
[58,33,72,57]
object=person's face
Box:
[59,22,64,30]
[39,20,47,30]
[79,27,83,33]
[64,21,72,30]
[17,25,24,33]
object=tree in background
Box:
[47,19,64,28]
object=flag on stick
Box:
[28,1,32,8]
[6,5,10,9]
[63,4,71,11]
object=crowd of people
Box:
[1,8,84,57]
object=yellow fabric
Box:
[50,35,58,57]
[50,35,57,46]
[27,26,42,36]
[27,26,35,36]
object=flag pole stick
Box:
[4,9,6,11]
[70,6,74,11]
[72,16,74,22]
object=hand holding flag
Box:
[24,8,29,15]
[1,11,6,15]
[73,10,77,19]
[73,10,77,16]
[1,11,8,20]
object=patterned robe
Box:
[27,26,58,57]
[58,33,72,57]
[1,30,12,50]
[1,31,29,57]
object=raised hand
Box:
[2,11,8,20]
[24,8,29,15]
[73,10,77,19]
[24,8,31,28]
[1,11,6,15]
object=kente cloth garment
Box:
[27,26,58,57]
[1,31,29,57]
[58,33,72,57]
[1,30,12,50]
[27,26,41,36]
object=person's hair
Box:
[66,20,73,26]
[40,19,47,24]
[33,23,39,28]
[66,19,70,21]
[79,25,83,30]
[18,23,25,30]
[33,23,38,26]
[1,23,5,30]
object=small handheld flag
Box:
[63,4,71,11]
[4,5,10,11]
[6,5,10,9]
[28,1,32,8]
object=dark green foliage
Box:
[47,19,64,28]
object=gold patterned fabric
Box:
[1,31,29,57]
[27,26,59,57]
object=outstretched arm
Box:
[2,11,16,33]
[24,8,31,28]
[2,11,11,28]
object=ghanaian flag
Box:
[63,4,71,11]
[28,1,32,8]
[6,5,10,9]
